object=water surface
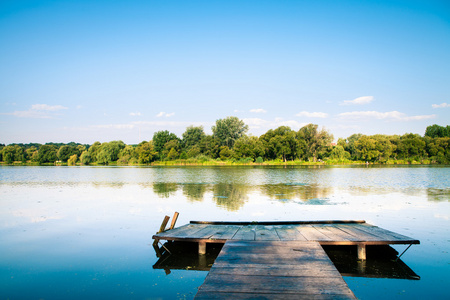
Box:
[0,165,449,299]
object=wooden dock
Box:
[153,220,419,260]
[195,240,357,299]
[152,219,419,299]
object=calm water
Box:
[0,165,449,299]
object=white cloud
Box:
[432,102,450,108]
[156,112,175,117]
[340,96,374,106]
[4,103,68,118]
[338,111,436,121]
[129,112,142,116]
[296,111,328,118]
[250,108,267,113]
[31,104,68,111]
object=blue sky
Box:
[1,0,449,144]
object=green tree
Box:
[135,141,158,164]
[233,135,265,160]
[152,131,179,159]
[163,139,181,160]
[38,145,58,164]
[88,141,102,162]
[57,145,78,162]
[396,133,426,161]
[80,151,92,165]
[96,141,126,165]
[297,124,333,162]
[68,154,78,166]
[260,126,298,161]
[329,145,350,161]
[198,135,220,159]
[182,126,205,150]
[186,145,201,158]
[425,124,449,138]
[25,146,38,162]
[2,145,16,163]
[219,146,233,160]
[212,116,248,148]
[354,135,379,162]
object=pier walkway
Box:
[195,240,357,299]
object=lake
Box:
[0,165,449,299]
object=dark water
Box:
[0,165,449,299]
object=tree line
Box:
[1,118,449,165]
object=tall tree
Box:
[212,116,248,148]
[182,126,205,150]
[37,145,58,164]
[425,124,449,138]
[152,130,179,158]
[297,124,333,162]
[260,126,297,161]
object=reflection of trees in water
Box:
[181,183,208,202]
[91,182,125,189]
[259,184,333,202]
[212,184,249,211]
[152,182,178,198]
[427,188,450,202]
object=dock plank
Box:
[195,241,356,299]
[231,225,256,241]
[275,225,308,241]
[255,225,280,241]
[294,225,332,241]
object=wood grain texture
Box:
[194,240,356,299]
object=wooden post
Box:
[199,241,206,255]
[158,215,170,234]
[357,244,366,260]
[169,212,179,230]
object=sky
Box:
[0,0,449,145]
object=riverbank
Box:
[0,158,440,166]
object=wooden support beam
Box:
[357,244,366,260]
[158,215,170,234]
[169,212,179,230]
[199,241,206,255]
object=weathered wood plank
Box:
[295,225,332,241]
[312,224,354,241]
[209,225,241,240]
[195,240,356,299]
[198,274,355,294]
[255,225,280,241]
[335,224,384,242]
[154,221,419,246]
[231,225,256,241]
[358,223,419,243]
[209,265,341,277]
[275,225,308,241]
[153,224,208,239]
[188,225,236,239]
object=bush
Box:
[256,156,263,163]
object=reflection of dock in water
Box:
[153,216,419,299]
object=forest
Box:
[1,117,449,165]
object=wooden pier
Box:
[152,219,419,299]
[195,240,357,299]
